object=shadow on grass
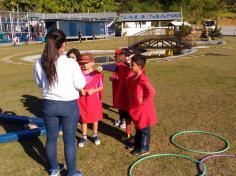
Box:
[76,101,126,144]
[102,102,118,114]
[20,95,49,171]
[21,94,43,117]
[76,112,126,145]
[205,53,230,56]
[100,103,128,144]
[99,113,126,144]
[102,102,119,124]
[0,110,48,171]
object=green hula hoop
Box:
[128,153,207,176]
[171,130,230,155]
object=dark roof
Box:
[29,12,117,21]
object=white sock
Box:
[82,135,87,140]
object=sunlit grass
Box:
[0,37,235,176]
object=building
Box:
[30,13,117,40]
[118,12,182,36]
[0,11,184,43]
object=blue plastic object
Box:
[0,127,46,143]
[0,113,44,126]
[0,113,46,143]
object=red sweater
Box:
[127,73,157,129]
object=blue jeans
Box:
[42,99,79,176]
[134,127,150,151]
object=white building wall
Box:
[121,21,152,36]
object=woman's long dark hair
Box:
[41,29,66,86]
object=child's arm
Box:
[79,88,86,96]
[100,63,117,72]
[140,80,155,104]
[86,86,103,95]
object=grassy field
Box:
[0,37,236,176]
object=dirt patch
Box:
[218,17,236,26]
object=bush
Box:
[208,26,222,38]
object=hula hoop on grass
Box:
[128,153,207,176]
[199,154,236,174]
[171,130,230,154]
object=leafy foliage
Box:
[1,0,234,22]
[208,26,222,38]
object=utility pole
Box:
[17,4,19,32]
[156,0,159,11]
[0,17,2,32]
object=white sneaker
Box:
[119,121,126,129]
[78,138,87,147]
[93,136,101,145]
[49,164,64,176]
[114,119,120,127]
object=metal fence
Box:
[0,11,43,43]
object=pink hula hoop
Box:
[199,154,236,175]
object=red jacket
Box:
[78,71,103,123]
[127,73,157,129]
[112,62,130,111]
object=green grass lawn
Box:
[0,37,236,176]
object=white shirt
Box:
[34,55,86,101]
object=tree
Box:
[3,0,39,12]
[0,0,234,23]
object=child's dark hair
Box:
[131,54,146,68]
[67,48,81,62]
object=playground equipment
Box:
[171,130,230,155]
[0,113,46,143]
[0,11,44,43]
[128,154,207,176]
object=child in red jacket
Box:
[111,49,127,129]
[127,54,157,156]
[77,53,104,147]
[102,48,140,141]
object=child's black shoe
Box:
[131,149,149,156]
[125,143,135,150]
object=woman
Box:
[34,29,86,176]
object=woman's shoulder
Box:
[59,55,78,65]
[59,54,69,61]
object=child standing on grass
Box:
[101,48,140,141]
[127,54,157,156]
[77,53,104,147]
[112,49,127,129]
